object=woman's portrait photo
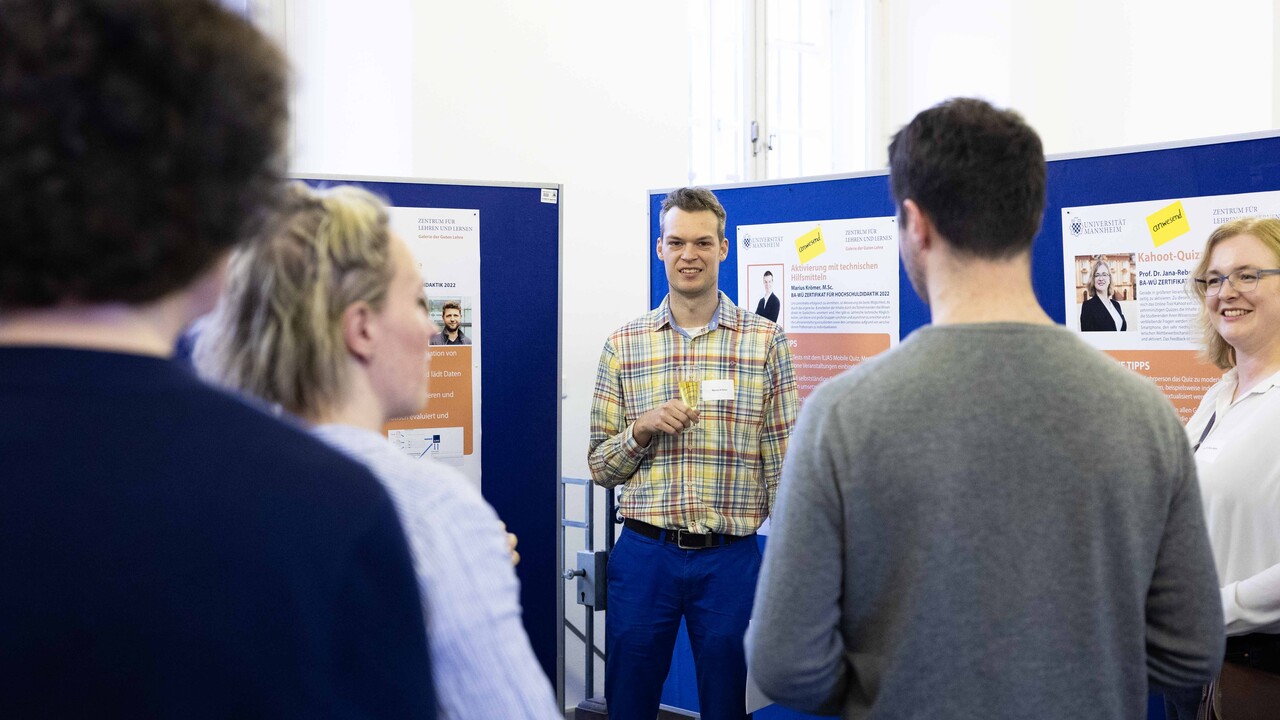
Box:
[1076,254,1136,332]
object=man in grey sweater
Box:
[746,98,1223,719]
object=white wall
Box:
[289,0,416,175]
[876,0,1015,158]
[870,0,1277,166]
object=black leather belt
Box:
[623,518,752,550]
[1226,633,1280,673]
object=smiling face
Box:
[1205,233,1280,361]
[370,233,437,420]
[763,273,773,295]
[1091,261,1112,298]
[656,207,727,303]
[442,306,461,332]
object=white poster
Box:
[736,216,900,400]
[386,207,482,488]
[1061,189,1280,421]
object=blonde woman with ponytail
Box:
[198,183,560,720]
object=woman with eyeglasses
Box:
[1079,258,1128,331]
[1165,217,1280,719]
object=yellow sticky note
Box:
[1146,201,1190,248]
[795,225,826,264]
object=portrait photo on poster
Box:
[428,295,474,346]
[1074,253,1138,333]
[748,263,785,328]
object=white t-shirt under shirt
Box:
[1186,367,1280,635]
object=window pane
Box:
[774,0,799,43]
[688,0,749,184]
[690,0,865,182]
[800,0,826,42]
[766,0,831,179]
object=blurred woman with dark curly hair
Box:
[0,2,435,717]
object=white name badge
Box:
[702,379,735,401]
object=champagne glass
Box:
[678,363,701,432]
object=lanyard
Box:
[1193,412,1217,453]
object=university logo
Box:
[1070,216,1127,236]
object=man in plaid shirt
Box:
[589,187,798,720]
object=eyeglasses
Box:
[1194,268,1280,296]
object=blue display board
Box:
[645,131,1280,719]
[650,131,1280,336]
[298,175,562,684]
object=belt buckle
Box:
[676,529,708,550]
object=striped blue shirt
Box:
[313,424,560,720]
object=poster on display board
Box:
[736,216,900,401]
[384,206,483,488]
[1062,189,1280,422]
[735,215,899,542]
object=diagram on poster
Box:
[384,206,482,487]
[737,216,900,400]
[1062,189,1280,421]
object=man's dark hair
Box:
[763,270,773,279]
[441,301,462,314]
[0,0,289,308]
[888,98,1045,258]
[659,187,727,240]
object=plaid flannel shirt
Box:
[588,292,798,536]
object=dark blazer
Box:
[1080,294,1127,332]
[755,293,781,323]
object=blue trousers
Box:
[605,527,760,720]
